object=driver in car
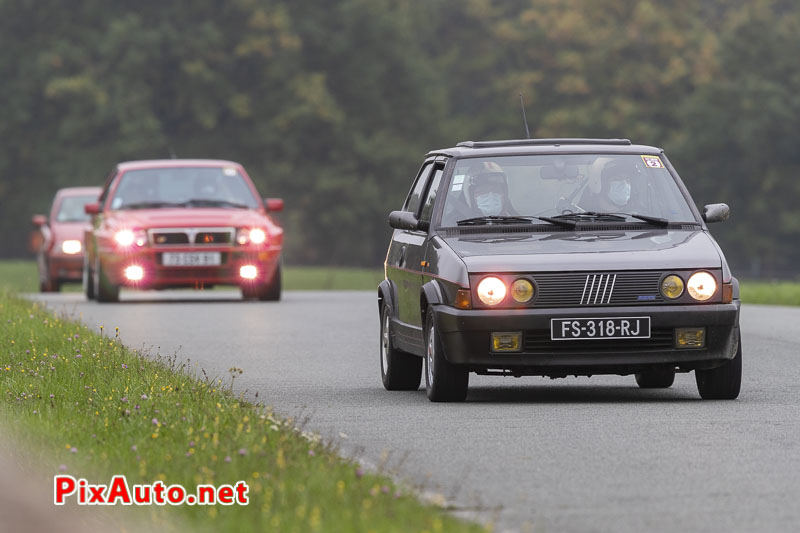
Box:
[468,161,518,217]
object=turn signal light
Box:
[722,282,733,303]
[454,289,471,310]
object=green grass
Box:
[739,281,800,306]
[0,291,483,532]
[0,260,383,294]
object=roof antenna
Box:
[519,93,531,139]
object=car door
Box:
[386,161,434,337]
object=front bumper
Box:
[47,255,83,282]
[433,302,740,376]
[97,247,281,289]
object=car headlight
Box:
[114,229,146,247]
[510,279,535,303]
[687,272,716,301]
[61,240,82,255]
[477,276,507,306]
[236,228,268,245]
[660,275,684,299]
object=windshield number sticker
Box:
[641,155,664,168]
[223,167,237,176]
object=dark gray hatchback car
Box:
[378,138,741,402]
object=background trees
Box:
[2,0,798,277]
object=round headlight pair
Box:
[476,277,535,306]
[661,272,717,301]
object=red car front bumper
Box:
[97,246,281,289]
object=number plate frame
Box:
[161,252,222,267]
[550,317,651,341]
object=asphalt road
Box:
[30,290,800,533]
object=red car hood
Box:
[51,222,92,242]
[105,208,270,229]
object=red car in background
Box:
[83,159,283,302]
[32,187,102,292]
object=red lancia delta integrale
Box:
[83,160,283,302]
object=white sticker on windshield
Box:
[223,167,237,176]
[452,174,465,191]
[641,155,664,168]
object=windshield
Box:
[439,154,697,226]
[109,167,260,210]
[56,195,98,222]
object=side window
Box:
[403,163,433,214]
[420,166,444,224]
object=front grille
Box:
[152,232,189,245]
[195,232,231,245]
[533,271,664,307]
[149,227,235,247]
[523,328,676,353]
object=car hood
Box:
[441,229,722,272]
[105,208,267,229]
[50,222,91,242]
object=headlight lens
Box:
[114,230,135,246]
[510,279,535,303]
[249,228,267,244]
[661,275,684,299]
[236,228,268,245]
[477,276,507,306]
[114,230,146,247]
[687,272,717,301]
[61,240,82,255]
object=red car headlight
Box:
[236,228,268,245]
[114,229,147,248]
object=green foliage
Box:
[1,0,799,276]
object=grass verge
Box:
[738,281,800,306]
[0,260,383,294]
[0,291,483,533]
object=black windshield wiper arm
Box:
[120,201,182,210]
[613,212,670,227]
[456,215,536,226]
[180,199,250,209]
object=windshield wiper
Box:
[179,199,250,209]
[456,215,578,228]
[119,201,182,210]
[552,211,671,227]
[613,212,670,227]
[456,215,537,226]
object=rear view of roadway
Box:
[32,291,800,533]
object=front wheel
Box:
[696,332,742,400]
[424,308,468,402]
[242,264,281,301]
[380,305,421,390]
[94,258,119,303]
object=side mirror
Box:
[388,210,420,231]
[32,214,47,227]
[84,203,100,215]
[264,198,284,212]
[702,203,730,223]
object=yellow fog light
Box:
[661,275,684,299]
[510,279,535,304]
[477,276,506,306]
[687,272,716,301]
[491,332,521,352]
[676,327,705,348]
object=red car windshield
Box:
[56,195,98,222]
[109,167,260,210]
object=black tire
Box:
[40,278,59,292]
[242,264,281,301]
[94,258,119,303]
[696,331,742,400]
[635,368,675,388]
[380,305,422,391]
[83,257,95,300]
[424,307,468,402]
